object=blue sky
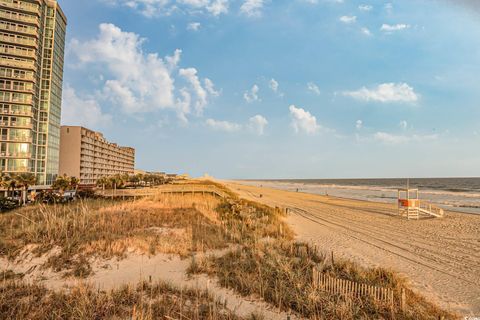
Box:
[60,0,480,179]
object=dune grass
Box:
[215,198,294,244]
[0,195,229,276]
[0,279,250,320]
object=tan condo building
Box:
[59,126,135,186]
[1,0,67,185]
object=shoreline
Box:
[232,179,480,216]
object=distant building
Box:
[1,0,67,185]
[59,126,135,185]
[147,171,166,177]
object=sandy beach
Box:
[226,181,480,316]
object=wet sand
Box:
[226,181,480,316]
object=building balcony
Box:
[0,135,32,142]
[0,22,37,36]
[0,0,39,14]
[0,57,35,69]
[0,83,34,93]
[0,97,32,104]
[0,46,35,58]
[1,122,33,129]
[0,151,31,158]
[0,71,35,81]
[0,109,33,116]
[0,9,39,25]
[0,34,36,47]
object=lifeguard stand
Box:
[398,188,444,220]
[398,188,420,220]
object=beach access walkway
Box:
[226,181,480,316]
[99,184,229,199]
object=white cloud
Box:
[244,84,260,103]
[62,86,112,129]
[374,132,409,144]
[179,68,209,114]
[103,0,170,17]
[178,0,210,7]
[358,4,372,11]
[69,23,216,122]
[206,115,268,135]
[175,88,192,124]
[187,22,201,31]
[289,105,320,135]
[70,23,174,113]
[206,118,241,132]
[307,82,321,95]
[240,0,264,17]
[399,120,408,130]
[206,0,229,15]
[269,78,279,92]
[374,132,438,145]
[356,120,363,130]
[204,78,220,97]
[381,23,410,32]
[342,83,419,103]
[103,0,229,17]
[361,27,372,36]
[339,15,357,24]
[248,115,268,135]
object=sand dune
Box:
[226,181,480,316]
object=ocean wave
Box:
[254,181,480,199]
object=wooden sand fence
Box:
[312,267,395,306]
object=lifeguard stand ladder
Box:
[398,188,444,220]
[398,188,420,220]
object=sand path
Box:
[226,181,480,316]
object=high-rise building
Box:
[59,126,135,186]
[0,0,67,185]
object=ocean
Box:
[240,178,480,215]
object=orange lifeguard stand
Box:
[398,188,420,220]
[398,185,444,220]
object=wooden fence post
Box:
[401,288,406,312]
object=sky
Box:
[59,0,480,179]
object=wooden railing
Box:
[313,267,394,305]
[418,201,444,218]
[99,184,229,199]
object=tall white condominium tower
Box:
[0,0,67,185]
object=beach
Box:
[238,178,480,215]
[226,181,480,316]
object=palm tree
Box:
[96,176,112,190]
[1,173,10,198]
[128,174,140,188]
[16,172,36,205]
[1,173,18,199]
[52,174,71,193]
[112,174,127,189]
[69,176,80,191]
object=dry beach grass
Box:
[0,194,226,277]
[0,279,247,320]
